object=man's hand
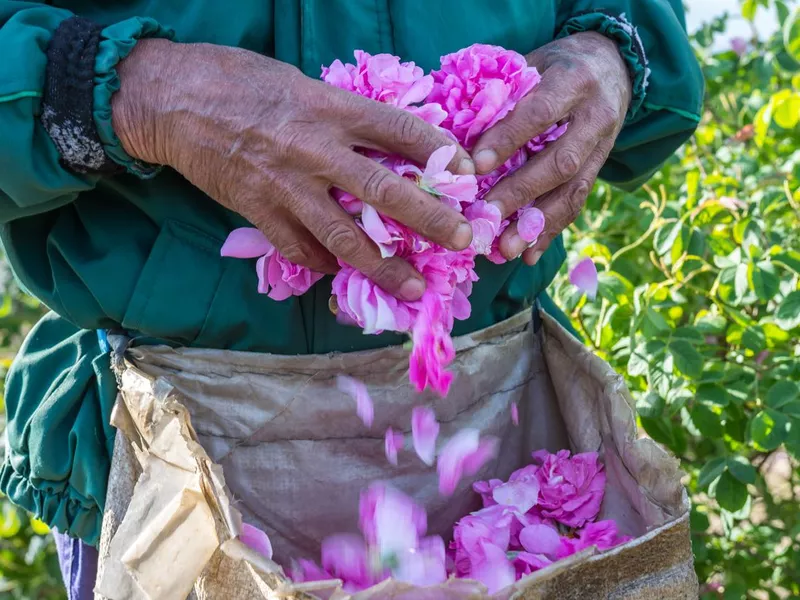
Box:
[113,39,476,302]
[471,32,632,265]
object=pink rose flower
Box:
[556,519,631,559]
[464,201,502,255]
[409,293,456,397]
[531,450,606,528]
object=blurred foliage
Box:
[0,1,798,599]
[553,1,800,597]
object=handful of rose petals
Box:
[221,44,573,397]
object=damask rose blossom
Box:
[532,450,606,528]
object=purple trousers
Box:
[53,530,98,600]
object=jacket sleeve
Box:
[556,0,704,190]
[0,2,171,223]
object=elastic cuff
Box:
[94,17,175,178]
[42,17,122,175]
[557,11,650,123]
[0,459,102,546]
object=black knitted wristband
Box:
[42,16,123,175]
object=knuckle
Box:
[424,207,457,237]
[319,221,363,258]
[364,169,403,208]
[554,146,582,181]
[369,259,410,290]
[280,242,313,266]
[389,111,424,148]
[535,96,560,126]
[511,178,539,206]
[565,180,591,219]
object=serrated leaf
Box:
[691,403,724,439]
[698,457,727,489]
[776,291,800,330]
[742,326,767,353]
[727,456,757,485]
[715,470,749,512]
[749,409,789,450]
[766,380,800,410]
[654,221,683,256]
[697,383,731,408]
[748,261,780,302]
[637,392,665,419]
[669,340,704,378]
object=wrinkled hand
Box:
[113,39,475,302]
[472,32,632,265]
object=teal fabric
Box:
[0,0,703,543]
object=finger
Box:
[521,145,610,265]
[346,97,475,175]
[471,64,583,174]
[291,182,428,302]
[333,152,473,251]
[251,210,339,274]
[484,110,601,219]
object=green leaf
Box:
[774,250,800,274]
[639,416,675,448]
[637,392,665,419]
[598,271,634,305]
[742,0,758,21]
[714,470,749,512]
[734,263,749,303]
[727,456,757,485]
[776,290,800,330]
[771,90,800,129]
[691,403,724,439]
[654,221,683,256]
[627,343,649,377]
[697,383,731,408]
[784,6,800,63]
[0,503,21,538]
[695,314,727,335]
[672,326,705,343]
[748,261,780,302]
[697,456,727,489]
[642,307,670,336]
[669,340,704,378]
[749,409,789,451]
[766,380,800,410]
[741,326,767,353]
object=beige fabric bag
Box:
[94,309,697,600]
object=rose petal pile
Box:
[277,449,629,593]
[452,449,630,592]
[222,45,569,397]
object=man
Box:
[0,1,703,597]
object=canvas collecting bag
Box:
[93,309,697,599]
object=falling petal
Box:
[412,406,440,466]
[337,375,374,428]
[511,402,519,426]
[569,257,598,301]
[385,427,404,466]
[438,430,498,496]
[220,228,274,259]
[239,523,273,560]
[517,207,545,244]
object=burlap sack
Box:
[93,309,697,600]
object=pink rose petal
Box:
[437,429,498,496]
[511,402,519,426]
[239,523,273,560]
[411,406,440,466]
[517,207,545,244]
[569,257,599,301]
[519,523,561,558]
[220,228,274,259]
[470,541,516,594]
[491,478,540,514]
[337,375,374,428]
[385,427,404,466]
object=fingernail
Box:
[507,234,528,258]
[453,222,473,250]
[458,157,476,175]
[474,149,498,174]
[398,277,426,301]
[528,250,544,266]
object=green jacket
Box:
[0,0,703,544]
